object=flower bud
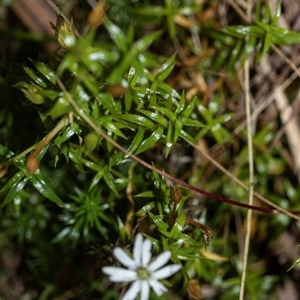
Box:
[21,83,44,104]
[48,96,70,119]
[170,186,183,204]
[87,0,107,28]
[187,279,202,300]
[49,15,76,49]
[0,164,8,178]
[84,132,100,152]
[26,155,39,174]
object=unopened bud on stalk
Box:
[26,155,39,174]
[84,132,101,152]
[49,15,76,49]
[0,164,8,178]
[87,0,107,28]
[187,279,202,300]
[170,186,183,204]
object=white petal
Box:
[148,251,171,272]
[148,279,167,296]
[133,233,143,266]
[122,280,141,300]
[140,280,150,300]
[102,266,125,276]
[113,247,136,269]
[152,264,181,279]
[142,239,152,266]
[102,267,137,282]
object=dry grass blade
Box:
[239,1,254,298]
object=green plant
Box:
[1,0,299,299]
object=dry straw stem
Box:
[239,0,254,298]
[259,58,300,183]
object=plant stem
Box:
[239,0,254,299]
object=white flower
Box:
[102,233,181,300]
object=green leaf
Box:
[255,21,270,32]
[23,66,47,88]
[197,104,212,122]
[87,47,119,64]
[156,53,177,81]
[170,212,186,237]
[239,36,257,66]
[227,39,243,71]
[29,59,56,84]
[259,31,272,60]
[136,126,164,155]
[128,67,138,88]
[103,120,126,139]
[137,109,168,127]
[97,93,117,115]
[108,31,162,83]
[157,81,181,99]
[174,91,186,115]
[104,18,127,52]
[271,2,281,25]
[182,96,196,117]
[262,2,271,24]
[125,129,145,157]
[181,117,205,128]
[151,105,176,122]
[2,178,27,206]
[134,30,162,53]
[30,171,64,206]
[136,6,166,17]
[134,191,155,197]
[165,122,173,158]
[89,169,104,191]
[211,48,228,70]
[180,129,197,144]
[255,0,262,22]
[118,114,154,129]
[55,123,81,146]
[271,28,300,45]
[165,0,176,39]
[103,167,119,196]
[1,171,25,193]
[147,211,168,231]
[125,92,133,111]
[48,95,71,119]
[287,258,300,271]
[136,201,156,216]
[173,119,182,144]
[175,195,189,214]
[223,25,265,38]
